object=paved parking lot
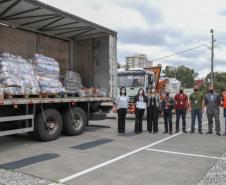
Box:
[0,113,225,185]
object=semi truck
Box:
[0,0,117,141]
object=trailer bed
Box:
[0,97,112,106]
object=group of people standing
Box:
[134,88,160,134]
[115,85,226,136]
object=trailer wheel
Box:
[63,107,87,136]
[34,109,63,141]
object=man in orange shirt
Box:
[222,90,226,136]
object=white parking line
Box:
[59,133,182,183]
[58,120,209,184]
[145,148,226,160]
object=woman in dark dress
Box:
[147,88,160,133]
[134,88,147,133]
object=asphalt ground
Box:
[0,112,225,185]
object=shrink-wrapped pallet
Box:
[63,71,83,94]
[32,54,65,94]
[98,88,108,97]
[0,53,40,95]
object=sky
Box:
[40,0,226,78]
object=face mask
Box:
[180,90,183,93]
[166,93,169,97]
[194,89,198,92]
[209,90,214,93]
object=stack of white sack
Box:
[32,54,65,94]
[63,71,83,94]
[0,53,40,95]
[98,88,108,97]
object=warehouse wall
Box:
[74,39,94,87]
[37,34,70,71]
[74,37,112,91]
[73,36,116,95]
[0,24,70,71]
[0,24,36,59]
[93,37,110,89]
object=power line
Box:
[143,44,210,64]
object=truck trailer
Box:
[0,0,117,141]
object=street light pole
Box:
[210,29,214,86]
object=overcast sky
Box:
[40,0,226,78]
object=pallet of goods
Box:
[32,54,65,96]
[0,53,40,99]
[62,70,83,97]
[79,87,108,97]
[0,53,107,100]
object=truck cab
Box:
[117,68,155,113]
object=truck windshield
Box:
[118,75,145,87]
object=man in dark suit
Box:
[205,86,221,136]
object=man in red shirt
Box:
[175,87,188,133]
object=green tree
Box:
[205,72,226,93]
[162,66,177,78]
[198,83,208,95]
[163,65,198,88]
[176,65,198,88]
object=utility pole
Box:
[210,29,214,86]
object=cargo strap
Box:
[41,104,47,124]
[68,103,75,121]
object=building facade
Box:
[125,54,153,69]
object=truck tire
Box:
[33,109,63,141]
[62,107,87,136]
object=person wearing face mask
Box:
[115,87,129,134]
[134,88,147,133]
[189,86,204,134]
[161,91,175,135]
[146,87,160,133]
[175,87,188,133]
[205,86,221,136]
[221,89,226,136]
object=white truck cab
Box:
[117,68,155,103]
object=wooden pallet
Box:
[64,93,78,98]
[4,94,40,99]
[39,93,58,98]
[3,93,78,99]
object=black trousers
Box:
[135,108,145,133]
[117,108,127,133]
[163,110,173,132]
[176,109,187,131]
[147,107,159,133]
